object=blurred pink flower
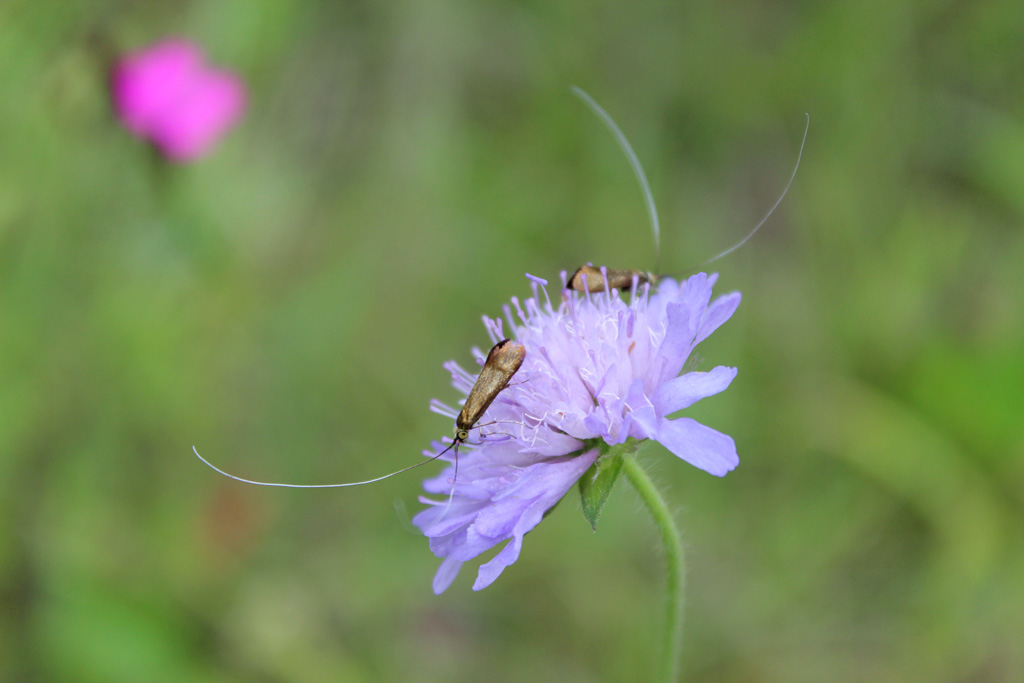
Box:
[112,39,246,162]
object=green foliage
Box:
[578,443,628,532]
[2,0,1024,681]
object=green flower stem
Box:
[622,455,685,683]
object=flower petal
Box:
[151,69,246,161]
[473,528,526,591]
[656,301,698,377]
[475,452,597,588]
[657,417,739,476]
[432,556,464,595]
[654,274,715,383]
[628,405,661,441]
[696,292,741,346]
[112,40,202,135]
[652,366,738,415]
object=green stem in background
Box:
[622,455,685,683]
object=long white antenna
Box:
[571,86,660,267]
[698,113,810,267]
[192,444,452,488]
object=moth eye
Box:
[456,429,469,441]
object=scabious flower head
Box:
[112,39,246,162]
[414,271,742,593]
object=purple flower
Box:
[414,271,741,593]
[112,39,246,162]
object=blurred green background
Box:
[3,0,1023,681]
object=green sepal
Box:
[578,448,625,532]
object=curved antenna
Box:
[571,86,661,269]
[695,113,809,268]
[192,444,453,489]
